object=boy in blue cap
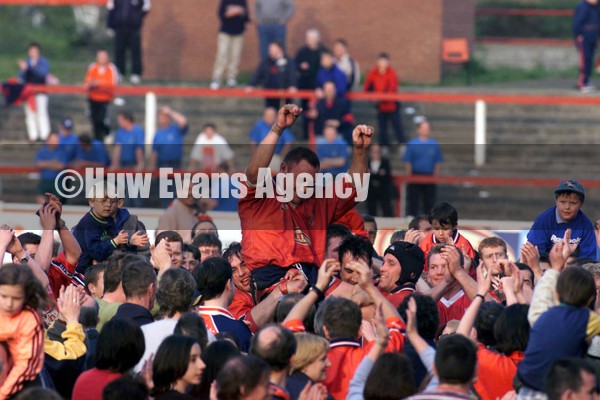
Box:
[526,179,597,260]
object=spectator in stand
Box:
[192,217,219,240]
[210,0,249,90]
[573,0,600,92]
[367,143,394,217]
[254,0,295,60]
[84,49,119,141]
[310,81,354,140]
[316,50,347,98]
[107,0,150,84]
[333,39,360,92]
[35,132,67,204]
[316,121,350,176]
[295,29,325,101]
[403,117,443,217]
[363,52,405,149]
[526,180,597,261]
[18,42,51,143]
[111,110,145,206]
[149,106,189,206]
[72,134,111,168]
[189,123,235,173]
[58,118,79,164]
[249,107,294,171]
[247,42,297,109]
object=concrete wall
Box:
[475,43,578,71]
[142,0,449,84]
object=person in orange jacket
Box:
[84,49,119,141]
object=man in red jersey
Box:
[239,104,372,297]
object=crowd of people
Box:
[0,105,599,400]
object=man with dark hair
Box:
[217,356,271,400]
[250,323,297,399]
[362,214,378,245]
[182,244,200,272]
[96,252,142,331]
[546,358,598,400]
[378,241,426,307]
[224,242,305,333]
[325,223,352,261]
[16,232,41,258]
[527,180,596,260]
[155,230,184,267]
[194,257,252,352]
[113,260,157,327]
[338,235,374,285]
[192,233,222,261]
[240,104,373,298]
[134,267,197,372]
[84,263,106,299]
[407,335,478,400]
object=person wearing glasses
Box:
[73,181,149,274]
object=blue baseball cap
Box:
[555,179,585,200]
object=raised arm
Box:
[346,260,401,321]
[442,246,494,302]
[456,264,492,337]
[246,104,302,185]
[283,259,338,325]
[347,125,373,179]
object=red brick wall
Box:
[143,0,446,84]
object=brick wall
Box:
[142,0,447,84]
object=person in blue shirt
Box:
[149,106,188,207]
[249,107,293,171]
[149,106,189,170]
[58,118,79,164]
[573,0,600,91]
[73,134,111,168]
[526,179,597,261]
[315,50,347,98]
[35,131,68,204]
[402,117,443,216]
[18,42,51,142]
[111,110,145,207]
[316,121,350,176]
